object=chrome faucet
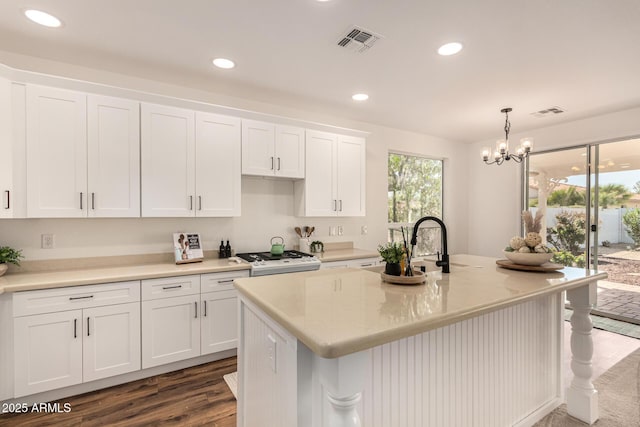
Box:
[410,216,450,273]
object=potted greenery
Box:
[377,242,405,276]
[0,246,23,276]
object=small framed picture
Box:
[173,232,204,264]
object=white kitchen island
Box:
[234,254,606,427]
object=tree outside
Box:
[388,153,443,255]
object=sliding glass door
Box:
[526,138,640,325]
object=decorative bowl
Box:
[503,250,553,266]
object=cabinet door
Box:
[141,103,195,217]
[275,126,305,178]
[14,310,83,397]
[83,302,141,382]
[241,120,276,176]
[0,78,11,218]
[26,85,87,218]
[195,112,241,216]
[303,130,337,216]
[88,95,140,218]
[336,136,366,216]
[201,290,238,355]
[142,295,200,368]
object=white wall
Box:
[0,51,469,261]
[468,108,640,257]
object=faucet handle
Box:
[437,251,441,261]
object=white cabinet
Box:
[141,271,248,367]
[141,104,241,217]
[141,275,201,368]
[201,270,248,354]
[242,120,305,178]
[201,290,238,354]
[26,85,87,218]
[12,281,141,397]
[295,130,365,217]
[14,310,83,396]
[83,302,141,382]
[195,112,241,216]
[0,80,26,218]
[26,85,140,218]
[87,95,140,217]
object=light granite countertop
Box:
[234,254,608,359]
[0,247,378,294]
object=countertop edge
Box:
[236,269,608,359]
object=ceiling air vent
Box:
[531,106,566,118]
[337,26,383,53]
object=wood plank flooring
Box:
[0,357,237,427]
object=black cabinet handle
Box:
[92,193,95,210]
[198,196,202,211]
[189,195,193,210]
[195,301,198,319]
[80,192,83,210]
[277,157,281,171]
[87,317,90,337]
[339,200,343,211]
[204,300,207,317]
[74,318,77,338]
[217,279,234,284]
[69,295,94,301]
[162,285,182,290]
[270,157,274,170]
[4,190,9,210]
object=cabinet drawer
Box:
[201,270,249,293]
[13,281,141,317]
[141,275,200,301]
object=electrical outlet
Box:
[361,225,368,235]
[266,334,277,373]
[337,225,344,236]
[41,234,54,249]
[329,226,336,236]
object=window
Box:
[388,152,443,256]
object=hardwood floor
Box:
[0,357,238,427]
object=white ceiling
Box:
[0,0,639,143]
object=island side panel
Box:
[238,296,298,427]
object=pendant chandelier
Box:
[482,108,533,165]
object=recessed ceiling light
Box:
[352,93,369,101]
[212,58,235,69]
[24,9,62,28]
[437,42,463,56]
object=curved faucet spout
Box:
[410,216,450,273]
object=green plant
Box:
[0,246,24,266]
[377,242,405,264]
[551,250,586,268]
[622,208,640,248]
[547,210,586,255]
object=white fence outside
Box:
[533,207,635,246]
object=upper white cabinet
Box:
[0,79,26,218]
[87,95,140,217]
[295,130,365,217]
[195,112,241,216]
[141,104,241,217]
[25,85,140,218]
[26,85,87,218]
[242,120,305,178]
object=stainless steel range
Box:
[236,250,321,276]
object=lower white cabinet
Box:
[13,281,141,397]
[142,294,201,368]
[201,290,238,355]
[141,270,248,368]
[14,310,83,397]
[83,302,141,382]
